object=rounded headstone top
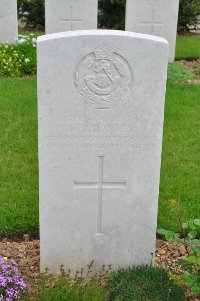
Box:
[37,29,169,45]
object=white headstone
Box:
[45,0,98,34]
[38,30,168,273]
[0,0,18,44]
[125,0,179,62]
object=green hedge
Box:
[98,0,125,30]
[18,0,45,30]
[178,0,200,32]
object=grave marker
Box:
[140,8,163,35]
[45,0,98,34]
[0,0,18,44]
[125,0,180,62]
[38,30,169,273]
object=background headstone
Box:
[0,0,18,44]
[38,30,168,273]
[45,0,98,34]
[125,0,179,62]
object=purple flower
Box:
[6,288,15,297]
[10,260,17,267]
[6,277,13,283]
[13,267,18,275]
[1,265,10,272]
[0,275,7,287]
[0,257,26,300]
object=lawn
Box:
[0,78,200,237]
[158,83,200,231]
[176,35,200,60]
[0,78,38,237]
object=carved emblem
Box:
[74,46,133,110]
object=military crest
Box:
[74,46,133,110]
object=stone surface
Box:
[37,30,168,273]
[125,0,179,62]
[45,0,98,34]
[0,0,18,44]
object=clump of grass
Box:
[24,263,112,301]
[107,265,186,301]
[167,63,193,83]
[22,264,186,301]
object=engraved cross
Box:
[59,5,83,30]
[74,156,126,235]
[140,8,163,35]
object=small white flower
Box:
[24,58,30,63]
[17,38,26,44]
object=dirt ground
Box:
[0,236,200,300]
[178,59,200,84]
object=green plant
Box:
[98,0,126,30]
[158,200,200,294]
[167,63,193,83]
[108,265,185,301]
[178,0,200,32]
[0,34,37,77]
[18,0,45,30]
[32,263,111,301]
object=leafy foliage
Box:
[178,0,200,32]
[98,0,126,30]
[108,265,185,301]
[0,34,37,77]
[17,0,45,30]
[158,200,200,294]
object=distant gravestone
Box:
[38,30,168,273]
[125,0,179,62]
[0,0,18,44]
[45,0,98,34]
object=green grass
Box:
[0,78,200,236]
[0,77,38,237]
[158,84,200,231]
[176,35,200,60]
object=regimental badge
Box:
[74,46,133,110]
